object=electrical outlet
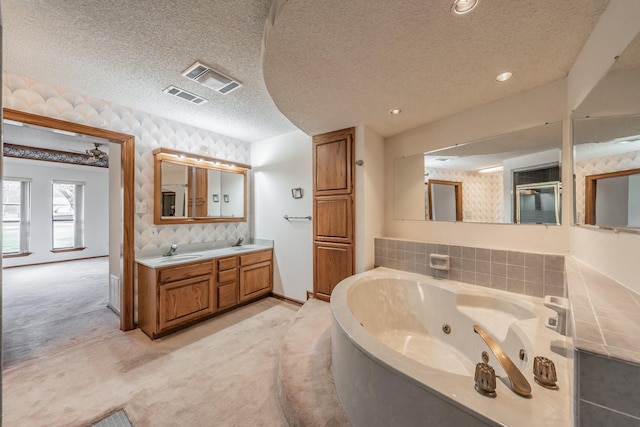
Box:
[150,227,158,238]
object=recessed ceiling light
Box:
[496,72,513,82]
[389,109,402,115]
[452,0,479,15]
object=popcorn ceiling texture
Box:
[426,168,503,223]
[2,72,251,253]
[574,150,640,224]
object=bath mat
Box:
[90,409,132,427]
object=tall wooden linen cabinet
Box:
[313,127,355,301]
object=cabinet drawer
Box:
[240,250,272,266]
[217,282,238,310]
[217,256,237,271]
[158,260,214,283]
[218,268,237,284]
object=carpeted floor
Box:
[2,257,118,368]
[3,296,300,426]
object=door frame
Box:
[3,108,136,331]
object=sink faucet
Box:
[232,237,244,247]
[473,324,531,397]
[164,244,178,256]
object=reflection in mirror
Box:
[427,180,462,221]
[392,121,563,224]
[160,162,189,217]
[154,148,249,224]
[572,32,640,231]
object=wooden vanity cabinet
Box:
[217,256,238,310]
[239,250,273,302]
[138,260,216,339]
[138,248,273,339]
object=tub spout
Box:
[473,324,531,397]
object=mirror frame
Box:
[153,148,250,224]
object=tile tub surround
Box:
[374,237,566,298]
[565,257,640,426]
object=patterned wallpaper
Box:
[426,167,503,223]
[2,72,252,253]
[574,151,640,224]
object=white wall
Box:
[251,130,313,302]
[4,157,109,267]
[568,0,640,294]
[355,125,385,272]
[384,79,570,255]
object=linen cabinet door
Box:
[314,241,353,300]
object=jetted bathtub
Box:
[330,268,573,427]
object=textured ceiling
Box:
[263,0,611,138]
[3,0,612,144]
[2,0,296,143]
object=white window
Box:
[2,178,31,255]
[52,181,85,250]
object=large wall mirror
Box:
[393,121,563,225]
[154,148,249,224]
[572,32,640,232]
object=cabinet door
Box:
[239,261,273,302]
[314,195,353,242]
[158,275,215,332]
[313,129,353,196]
[217,282,238,310]
[314,242,353,300]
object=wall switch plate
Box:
[136,202,147,214]
[150,227,158,238]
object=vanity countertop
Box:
[136,243,272,268]
[566,256,640,364]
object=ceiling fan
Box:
[86,142,108,161]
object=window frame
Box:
[2,177,32,257]
[51,180,85,252]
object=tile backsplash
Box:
[374,237,565,298]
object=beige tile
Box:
[544,270,564,287]
[449,269,462,281]
[491,276,507,291]
[603,331,640,352]
[544,255,565,272]
[524,253,543,269]
[476,260,490,275]
[461,270,476,285]
[491,262,506,278]
[524,266,543,284]
[449,245,462,258]
[507,279,525,295]
[598,316,640,339]
[476,248,491,262]
[476,273,491,287]
[544,284,565,297]
[462,246,476,260]
[461,258,475,272]
[507,251,524,266]
[574,320,604,344]
[524,281,544,297]
[507,265,524,280]
[491,250,507,264]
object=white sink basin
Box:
[229,245,262,252]
[156,254,203,263]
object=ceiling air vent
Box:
[163,86,208,105]
[182,61,242,95]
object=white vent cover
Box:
[182,61,242,95]
[163,86,208,105]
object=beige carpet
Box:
[3,297,300,426]
[3,257,118,368]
